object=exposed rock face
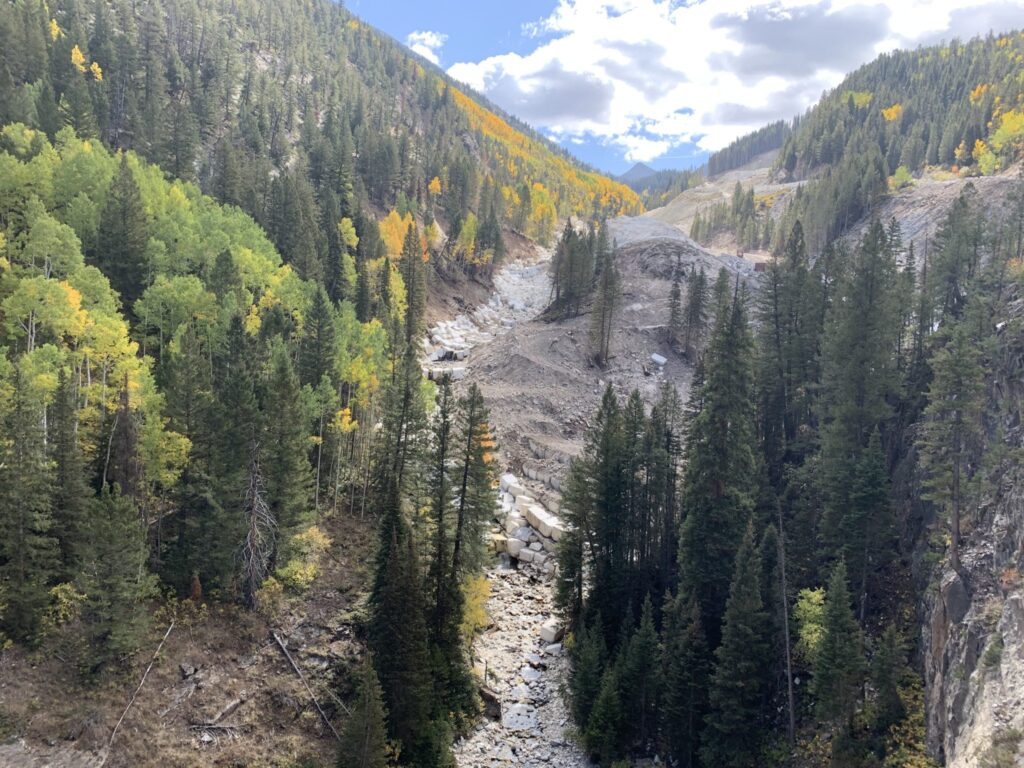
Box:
[922,295,1024,767]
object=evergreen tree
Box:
[262,342,312,555]
[681,265,709,360]
[568,618,607,729]
[667,262,684,349]
[660,594,709,768]
[96,153,150,312]
[51,368,89,571]
[75,488,157,671]
[871,626,906,734]
[589,231,619,367]
[451,383,496,576]
[811,560,865,725]
[917,323,986,576]
[585,659,624,765]
[678,286,757,643]
[301,284,338,387]
[338,656,393,768]
[0,368,58,642]
[369,479,449,767]
[701,522,770,768]
[622,595,661,750]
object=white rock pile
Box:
[490,474,565,581]
[423,260,550,380]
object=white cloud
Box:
[447,0,1024,163]
[406,30,448,66]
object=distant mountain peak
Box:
[620,162,658,184]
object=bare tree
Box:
[241,442,276,609]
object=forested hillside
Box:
[687,32,1024,255]
[559,174,1024,766]
[0,0,639,273]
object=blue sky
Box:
[349,0,1024,176]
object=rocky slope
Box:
[922,291,1024,768]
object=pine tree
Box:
[585,659,624,764]
[51,368,89,571]
[75,488,157,671]
[262,342,311,553]
[701,522,770,768]
[451,383,496,576]
[568,618,607,729]
[660,594,709,768]
[681,265,709,360]
[871,626,906,734]
[589,233,619,367]
[0,368,58,642]
[622,595,661,750]
[811,560,865,724]
[338,656,392,768]
[678,286,757,643]
[917,323,985,576]
[369,479,448,766]
[301,285,338,387]
[96,153,150,313]
[667,262,684,350]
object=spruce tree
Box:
[0,368,58,642]
[585,659,624,764]
[678,286,757,643]
[51,368,89,571]
[681,265,709,360]
[568,618,607,729]
[451,383,496,576]
[871,626,906,734]
[701,522,770,768]
[262,341,312,555]
[917,323,985,576]
[660,594,709,768]
[75,488,157,671]
[667,262,684,350]
[622,595,661,750]
[590,229,619,367]
[338,656,392,768]
[811,560,865,725]
[96,153,150,313]
[301,285,338,387]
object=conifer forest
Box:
[2,1,1024,767]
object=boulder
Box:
[549,524,564,542]
[500,473,518,492]
[512,526,533,542]
[480,687,502,720]
[540,617,565,644]
[651,353,668,367]
[506,538,525,557]
[518,548,536,563]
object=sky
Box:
[348,0,1024,176]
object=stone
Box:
[550,524,564,543]
[540,617,564,644]
[533,552,548,566]
[521,665,542,682]
[506,538,525,557]
[942,571,970,625]
[540,536,558,553]
[513,526,533,542]
[480,686,502,720]
[500,473,518,492]
[518,548,536,563]
[515,496,535,511]
[545,643,563,655]
[651,352,668,367]
[501,703,537,731]
[529,542,543,551]
[506,516,527,535]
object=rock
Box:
[540,617,564,644]
[513,526,533,542]
[506,538,525,557]
[545,643,563,655]
[502,703,538,730]
[521,665,542,682]
[529,542,543,552]
[942,571,970,625]
[179,662,198,679]
[480,686,502,720]
[518,548,536,563]
[651,352,668,367]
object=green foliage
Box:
[794,587,826,666]
[338,656,395,768]
[811,561,865,724]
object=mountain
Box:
[652,32,1024,258]
[620,162,658,184]
[0,0,639,272]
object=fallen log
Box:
[271,631,342,741]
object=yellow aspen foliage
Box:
[331,407,359,434]
[990,109,1024,154]
[49,19,63,41]
[379,209,414,256]
[973,139,998,175]
[460,575,491,646]
[90,61,103,82]
[71,45,87,73]
[881,103,903,122]
[969,83,991,104]
[337,217,359,250]
[428,176,442,196]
